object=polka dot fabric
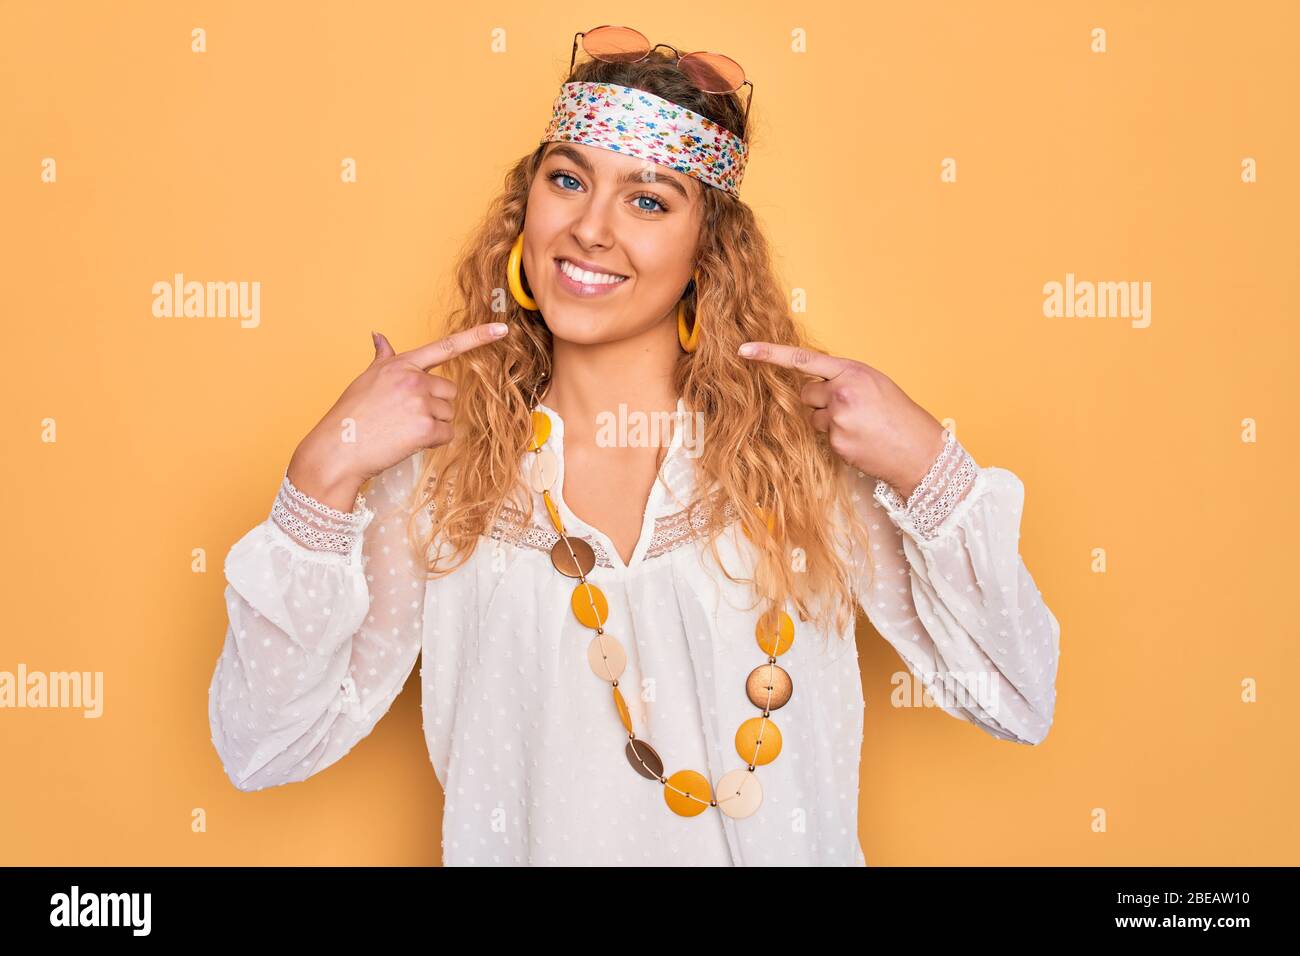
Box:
[208,400,1060,865]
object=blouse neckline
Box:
[531,396,695,574]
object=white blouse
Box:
[208,398,1060,866]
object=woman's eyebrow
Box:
[618,166,690,202]
[545,144,691,202]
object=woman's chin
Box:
[544,322,619,346]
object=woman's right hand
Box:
[286,322,510,512]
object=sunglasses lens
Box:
[678,51,745,93]
[583,25,651,63]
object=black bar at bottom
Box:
[0,865,1285,939]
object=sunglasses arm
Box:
[568,32,584,77]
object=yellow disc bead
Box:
[664,770,712,817]
[570,581,608,629]
[755,609,794,656]
[530,410,551,451]
[542,490,565,534]
[736,717,782,766]
[612,686,633,734]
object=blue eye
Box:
[633,193,667,214]
[550,171,581,190]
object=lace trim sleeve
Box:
[269,471,374,554]
[873,430,979,541]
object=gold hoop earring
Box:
[677,270,701,352]
[508,232,539,311]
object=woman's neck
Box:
[540,325,681,452]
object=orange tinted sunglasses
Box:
[568,24,754,141]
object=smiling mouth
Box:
[553,258,630,297]
[555,258,629,285]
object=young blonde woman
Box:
[208,26,1061,866]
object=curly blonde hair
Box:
[404,50,874,641]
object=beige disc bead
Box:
[715,769,763,819]
[587,633,626,681]
[529,447,558,493]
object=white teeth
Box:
[559,259,627,285]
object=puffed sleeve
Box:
[207,451,429,791]
[840,431,1060,745]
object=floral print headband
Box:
[540,81,748,198]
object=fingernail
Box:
[738,343,755,356]
[490,323,508,336]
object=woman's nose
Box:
[569,196,617,248]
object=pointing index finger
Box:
[402,323,509,370]
[738,341,847,380]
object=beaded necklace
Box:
[525,405,795,819]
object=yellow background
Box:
[1,0,1295,865]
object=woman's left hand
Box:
[738,341,949,498]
